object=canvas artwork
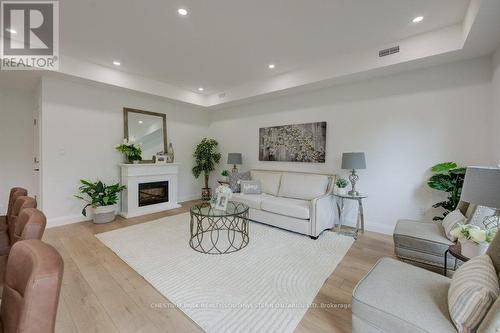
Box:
[259,122,327,163]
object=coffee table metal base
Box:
[190,210,249,255]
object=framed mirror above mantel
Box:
[123,107,167,163]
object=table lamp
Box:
[460,166,500,230]
[341,152,366,196]
[227,153,242,174]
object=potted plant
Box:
[450,224,497,258]
[192,138,221,201]
[335,177,349,195]
[115,139,143,164]
[74,179,126,224]
[427,162,466,220]
[221,170,230,182]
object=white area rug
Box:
[96,213,354,333]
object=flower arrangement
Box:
[221,170,230,177]
[450,224,497,245]
[215,185,233,199]
[115,139,142,163]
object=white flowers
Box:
[215,185,233,198]
[451,223,497,244]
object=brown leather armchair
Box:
[0,198,41,283]
[0,188,27,229]
[0,240,63,333]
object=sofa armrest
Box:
[310,193,335,237]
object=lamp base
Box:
[232,165,239,174]
[348,169,359,197]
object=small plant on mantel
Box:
[115,139,142,163]
[192,138,221,200]
[74,180,126,224]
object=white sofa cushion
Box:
[261,196,310,219]
[250,170,282,196]
[278,172,330,200]
[231,193,269,210]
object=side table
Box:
[333,193,367,239]
[443,243,469,277]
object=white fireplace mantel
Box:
[119,163,181,218]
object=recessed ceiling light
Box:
[268,64,276,69]
[178,8,188,16]
[6,28,17,34]
[113,61,121,66]
[198,87,204,91]
[412,16,424,23]
[138,120,143,124]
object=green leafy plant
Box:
[427,162,466,220]
[335,177,349,188]
[115,139,142,162]
[221,170,230,177]
[192,138,222,189]
[74,180,126,216]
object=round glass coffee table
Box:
[189,201,249,254]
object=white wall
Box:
[40,77,210,226]
[0,87,36,213]
[209,57,496,234]
[492,46,500,164]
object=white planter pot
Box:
[92,205,117,224]
[459,239,488,258]
[336,188,348,195]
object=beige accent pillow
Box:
[448,255,500,333]
[442,209,466,241]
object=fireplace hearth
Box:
[138,181,169,207]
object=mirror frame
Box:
[123,107,167,163]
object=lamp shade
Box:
[227,153,242,165]
[460,166,500,209]
[341,152,366,170]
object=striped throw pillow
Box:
[448,255,500,333]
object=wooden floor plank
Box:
[43,199,394,333]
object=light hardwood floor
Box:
[43,200,394,333]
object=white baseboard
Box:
[47,194,200,228]
[340,219,394,235]
[47,214,91,228]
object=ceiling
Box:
[60,0,469,95]
[3,0,500,108]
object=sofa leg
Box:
[309,235,318,240]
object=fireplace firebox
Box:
[138,181,169,207]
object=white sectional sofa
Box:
[231,170,335,239]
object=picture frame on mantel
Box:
[123,107,168,163]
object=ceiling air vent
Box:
[379,46,400,58]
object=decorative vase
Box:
[201,187,211,201]
[459,239,488,258]
[336,188,347,195]
[92,205,117,224]
[132,160,140,164]
[167,143,174,163]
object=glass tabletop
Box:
[190,201,249,217]
[333,193,367,199]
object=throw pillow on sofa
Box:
[448,254,500,333]
[442,209,466,241]
[239,180,262,194]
